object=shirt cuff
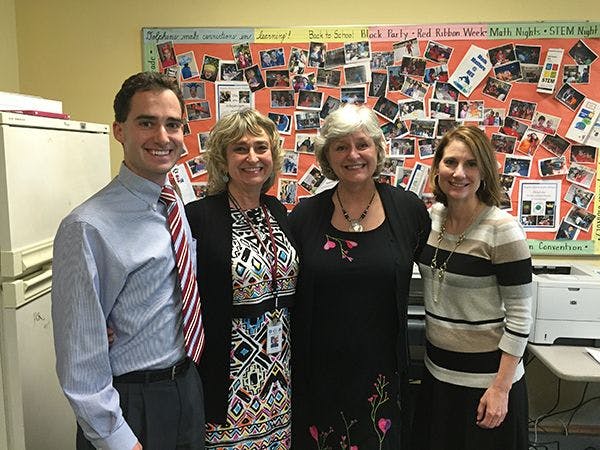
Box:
[90,421,138,450]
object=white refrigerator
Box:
[0,112,111,450]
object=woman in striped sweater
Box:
[412,126,532,450]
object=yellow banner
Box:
[254,27,368,43]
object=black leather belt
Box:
[113,358,190,384]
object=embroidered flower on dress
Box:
[323,234,358,261]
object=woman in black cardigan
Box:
[289,105,430,449]
[185,109,298,449]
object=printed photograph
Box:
[538,156,568,177]
[265,70,291,88]
[390,137,416,157]
[494,61,522,82]
[458,100,484,121]
[157,41,177,68]
[344,63,370,85]
[197,132,210,153]
[178,51,200,80]
[499,117,528,140]
[488,43,516,66]
[316,68,342,87]
[570,144,597,164]
[491,133,517,154]
[503,155,532,177]
[519,64,543,83]
[373,96,399,122]
[417,138,438,159]
[371,51,395,71]
[182,82,205,100]
[555,83,585,111]
[244,65,265,92]
[433,81,459,101]
[555,219,578,240]
[295,133,316,153]
[292,73,316,92]
[281,151,299,175]
[185,101,211,121]
[508,99,537,121]
[429,100,457,119]
[232,43,252,69]
[381,157,403,176]
[199,55,219,82]
[424,65,449,84]
[324,47,345,68]
[562,65,590,84]
[531,111,561,135]
[424,41,453,64]
[278,179,298,205]
[393,38,419,60]
[259,48,285,68]
[482,77,512,101]
[299,164,326,194]
[398,99,425,120]
[297,90,324,110]
[344,40,371,63]
[381,119,409,140]
[436,118,460,137]
[567,163,595,189]
[514,45,541,64]
[564,205,596,232]
[308,42,326,67]
[294,111,321,130]
[400,56,427,77]
[568,40,598,65]
[541,133,570,157]
[369,72,388,97]
[516,130,543,156]
[564,184,594,209]
[400,77,428,100]
[410,119,437,138]
[268,112,292,134]
[340,86,367,105]
[482,108,505,127]
[387,66,405,92]
[270,89,294,108]
[186,155,207,178]
[191,182,209,200]
[288,47,308,74]
[220,61,244,81]
[320,95,341,120]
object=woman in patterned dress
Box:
[186,109,298,449]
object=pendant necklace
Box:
[336,188,376,232]
[430,206,480,302]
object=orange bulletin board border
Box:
[142,23,600,255]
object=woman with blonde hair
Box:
[186,108,298,449]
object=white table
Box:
[527,344,600,382]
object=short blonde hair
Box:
[315,104,386,180]
[205,108,283,194]
[430,125,502,207]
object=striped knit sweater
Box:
[418,202,532,388]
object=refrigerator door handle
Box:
[1,239,53,278]
[2,266,52,309]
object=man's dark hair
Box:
[113,72,184,122]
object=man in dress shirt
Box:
[52,72,205,450]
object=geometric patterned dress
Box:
[205,206,298,449]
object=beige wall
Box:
[0,0,19,92]
[11,0,600,173]
[7,0,600,433]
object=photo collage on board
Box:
[153,28,600,243]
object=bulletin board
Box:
[142,22,600,256]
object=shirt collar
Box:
[117,163,166,209]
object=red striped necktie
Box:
[159,185,205,363]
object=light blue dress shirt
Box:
[52,164,191,450]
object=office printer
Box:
[529,264,600,344]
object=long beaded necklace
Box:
[430,206,480,302]
[336,188,376,232]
